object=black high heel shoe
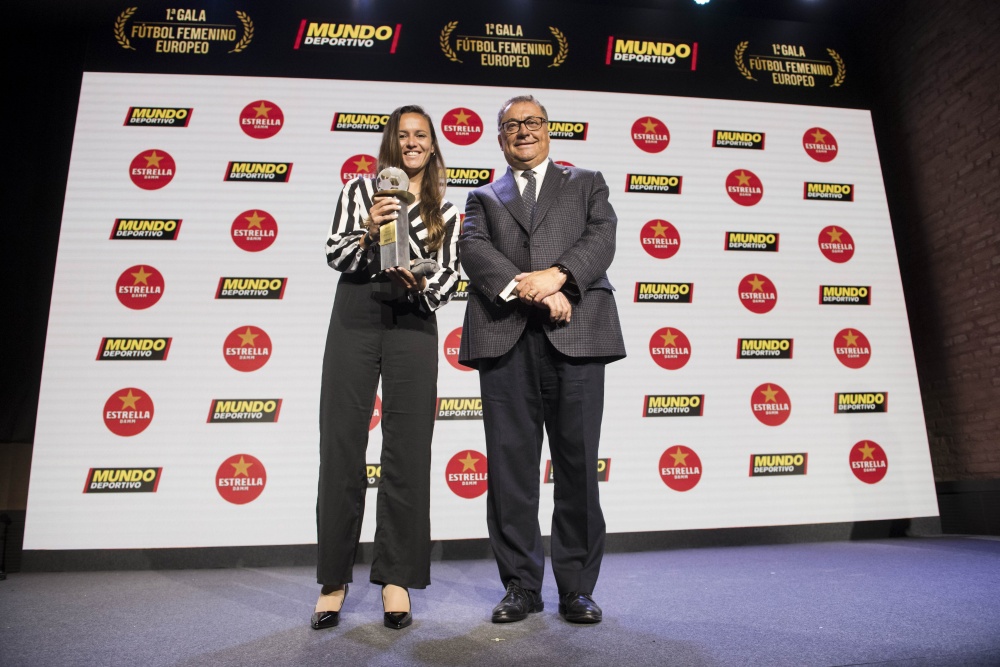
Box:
[382,585,412,629]
[310,584,348,630]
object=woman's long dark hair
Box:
[377,105,447,252]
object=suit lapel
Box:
[491,167,531,233]
[533,160,568,229]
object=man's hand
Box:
[514,267,566,305]
[540,291,572,325]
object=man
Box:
[458,95,626,624]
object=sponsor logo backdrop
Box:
[26,3,935,550]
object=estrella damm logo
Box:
[749,453,807,477]
[443,328,471,372]
[116,265,164,310]
[631,117,670,153]
[544,458,610,483]
[340,154,377,184]
[737,338,793,360]
[441,107,484,146]
[835,392,888,414]
[639,220,681,259]
[820,285,871,305]
[446,450,488,499]
[548,120,588,140]
[124,107,192,127]
[850,440,888,484]
[804,182,854,201]
[97,337,171,361]
[215,277,287,300]
[451,279,470,301]
[129,149,175,190]
[239,100,283,139]
[223,326,272,372]
[436,397,483,420]
[649,327,691,370]
[225,162,292,182]
[446,168,494,188]
[751,383,792,426]
[634,282,693,303]
[738,274,778,314]
[834,329,872,369]
[208,399,282,423]
[819,226,855,263]
[659,446,702,492]
[84,467,162,493]
[113,7,253,54]
[103,387,153,437]
[231,210,278,252]
[725,231,778,252]
[366,463,381,488]
[712,130,764,149]
[294,21,400,52]
[369,395,382,432]
[331,112,390,132]
[216,454,266,504]
[643,394,704,417]
[626,174,683,194]
[804,127,838,162]
[111,218,181,240]
[726,169,763,206]
[606,35,697,70]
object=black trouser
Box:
[479,323,607,596]
[316,275,437,588]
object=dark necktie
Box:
[522,169,537,226]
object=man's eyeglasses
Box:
[500,116,548,135]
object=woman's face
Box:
[398,112,434,178]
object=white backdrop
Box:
[24,72,937,550]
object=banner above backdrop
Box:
[89,0,870,109]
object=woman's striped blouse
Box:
[325,176,461,313]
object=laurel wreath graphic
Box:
[734,41,754,81]
[229,11,254,53]
[440,21,461,63]
[828,48,846,87]
[114,7,138,50]
[549,27,568,67]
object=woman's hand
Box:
[365,196,401,240]
[384,266,426,293]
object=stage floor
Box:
[2,536,999,666]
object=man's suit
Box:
[459,160,626,596]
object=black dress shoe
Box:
[310,584,348,630]
[382,586,412,629]
[491,582,544,623]
[558,592,602,624]
[383,610,412,630]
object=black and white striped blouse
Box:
[325,176,460,313]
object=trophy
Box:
[373,167,416,300]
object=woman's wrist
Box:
[360,218,376,246]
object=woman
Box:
[313,105,460,630]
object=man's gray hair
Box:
[497,95,549,129]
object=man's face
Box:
[498,101,550,170]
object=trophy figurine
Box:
[373,167,416,300]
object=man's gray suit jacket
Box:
[458,161,626,368]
